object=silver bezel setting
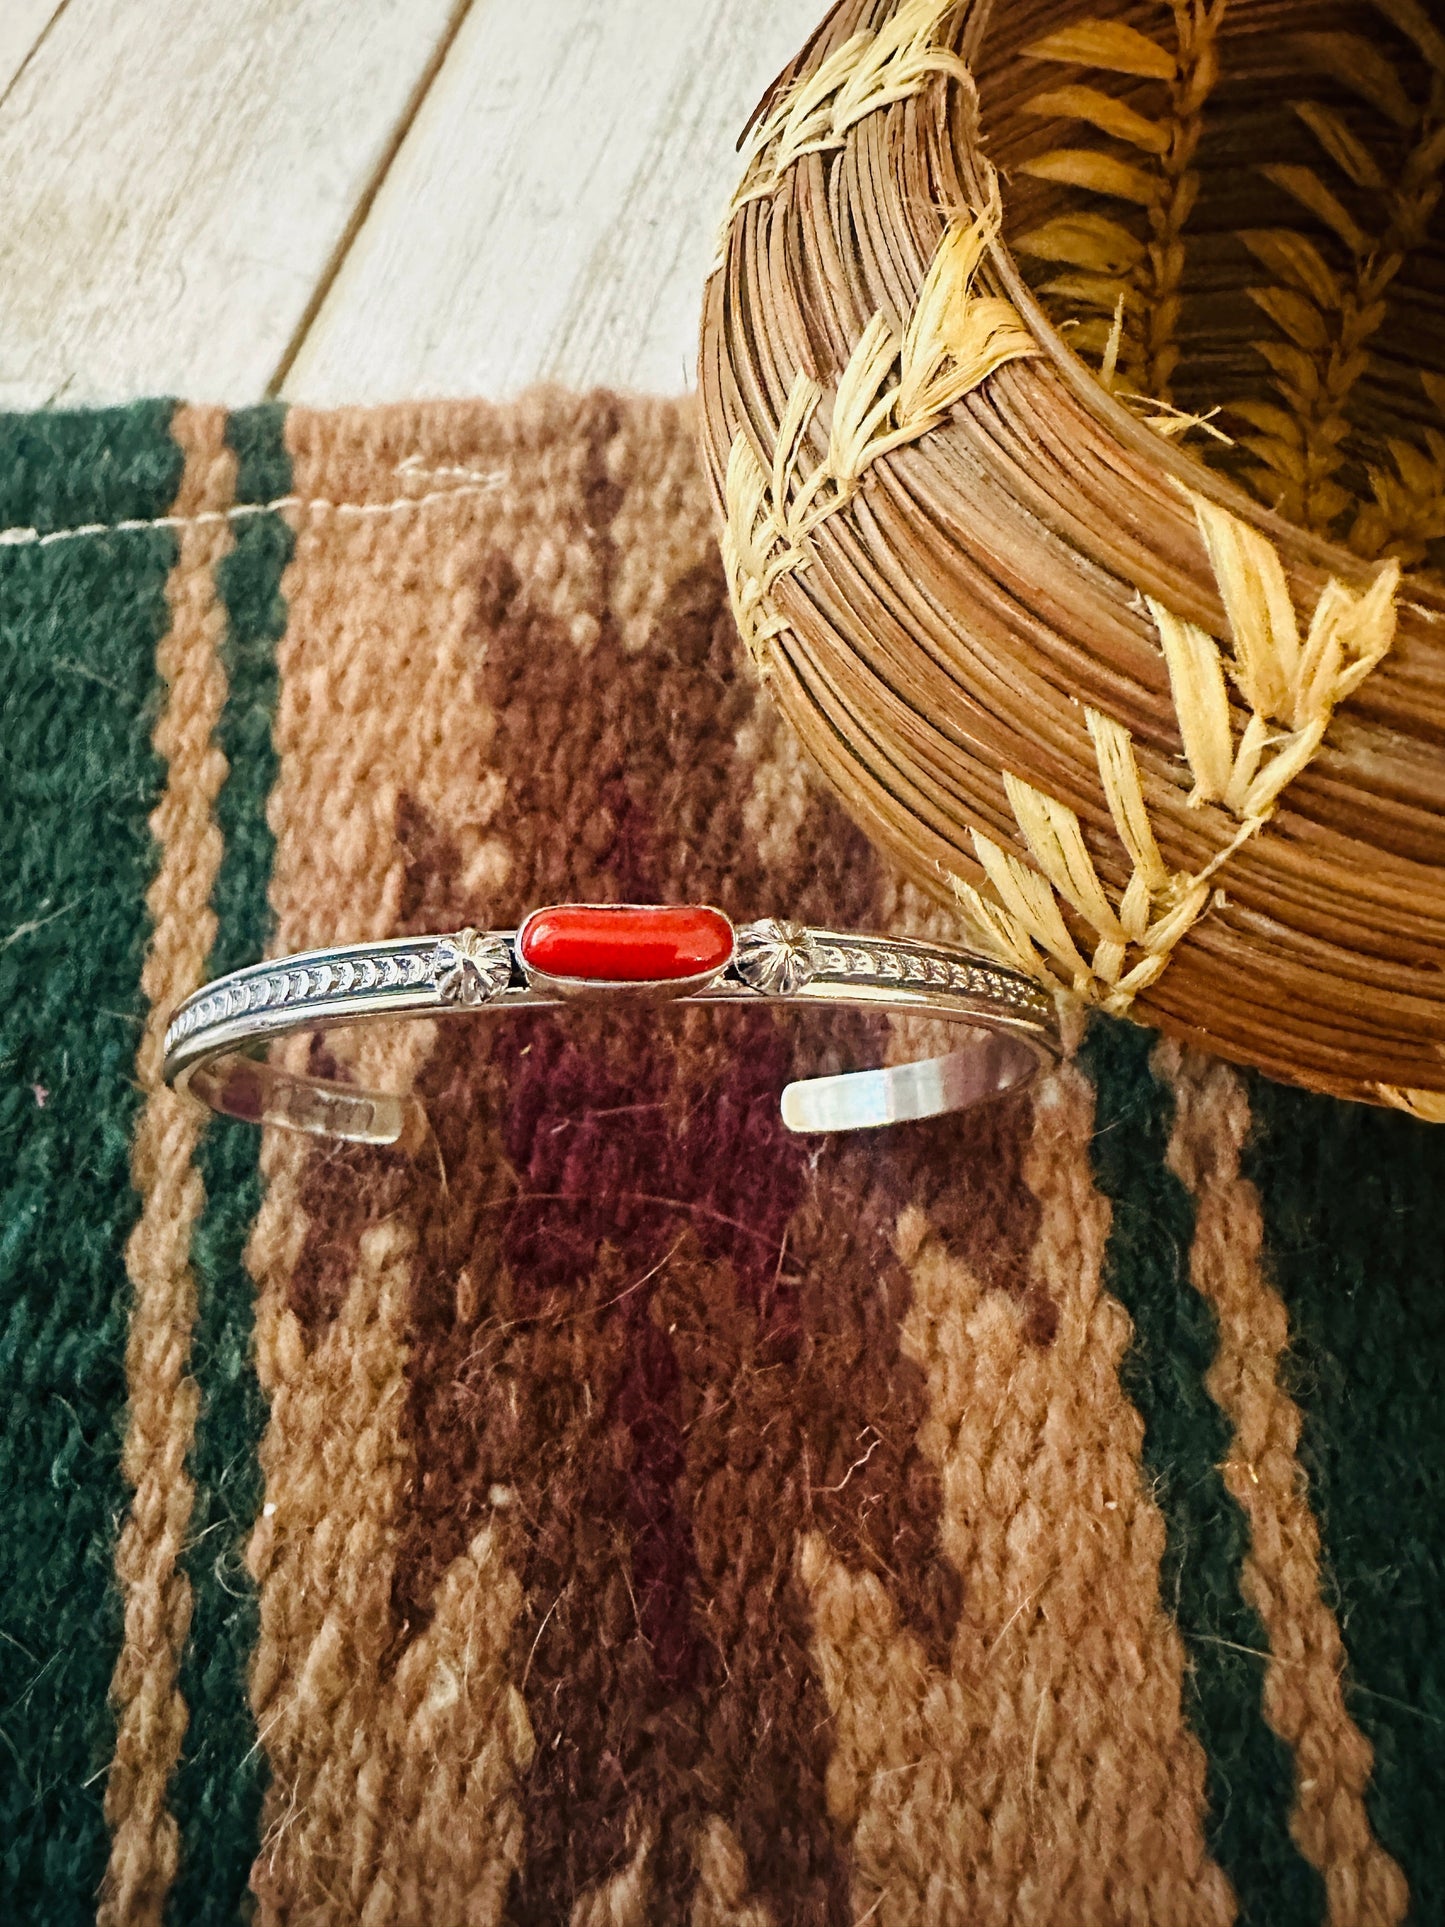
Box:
[514,904,738,1003]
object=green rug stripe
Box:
[1081,1020,1324,1927]
[0,404,184,535]
[0,403,183,1923]
[1245,1079,1445,1924]
[167,402,292,1926]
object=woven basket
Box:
[698,0,1445,1115]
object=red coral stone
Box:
[518,904,734,983]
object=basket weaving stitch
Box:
[699,0,1445,1116]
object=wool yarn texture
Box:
[699,0,1445,1117]
[0,390,1442,1927]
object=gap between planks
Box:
[277,0,826,402]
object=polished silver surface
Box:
[779,1032,1041,1133]
[162,913,1057,1142]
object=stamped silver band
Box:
[162,911,1058,1143]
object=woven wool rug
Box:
[1,392,1442,1927]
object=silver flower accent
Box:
[735,918,818,996]
[429,928,513,1006]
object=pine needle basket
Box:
[698,0,1445,1116]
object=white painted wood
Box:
[0,0,461,409]
[283,0,824,402]
[0,0,63,101]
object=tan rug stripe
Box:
[1157,1041,1410,1927]
[802,1059,1235,1927]
[244,397,625,1921]
[100,406,239,1927]
[569,1835,652,1927]
[690,1817,775,1927]
[567,1815,775,1927]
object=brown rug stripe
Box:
[246,391,744,1918]
[243,399,599,1919]
[367,399,940,1921]
[803,1060,1235,1926]
[236,390,1031,1919]
[101,406,238,1927]
[1157,1042,1410,1927]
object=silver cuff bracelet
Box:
[162,904,1058,1143]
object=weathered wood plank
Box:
[0,0,63,102]
[282,0,823,402]
[0,0,464,409]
